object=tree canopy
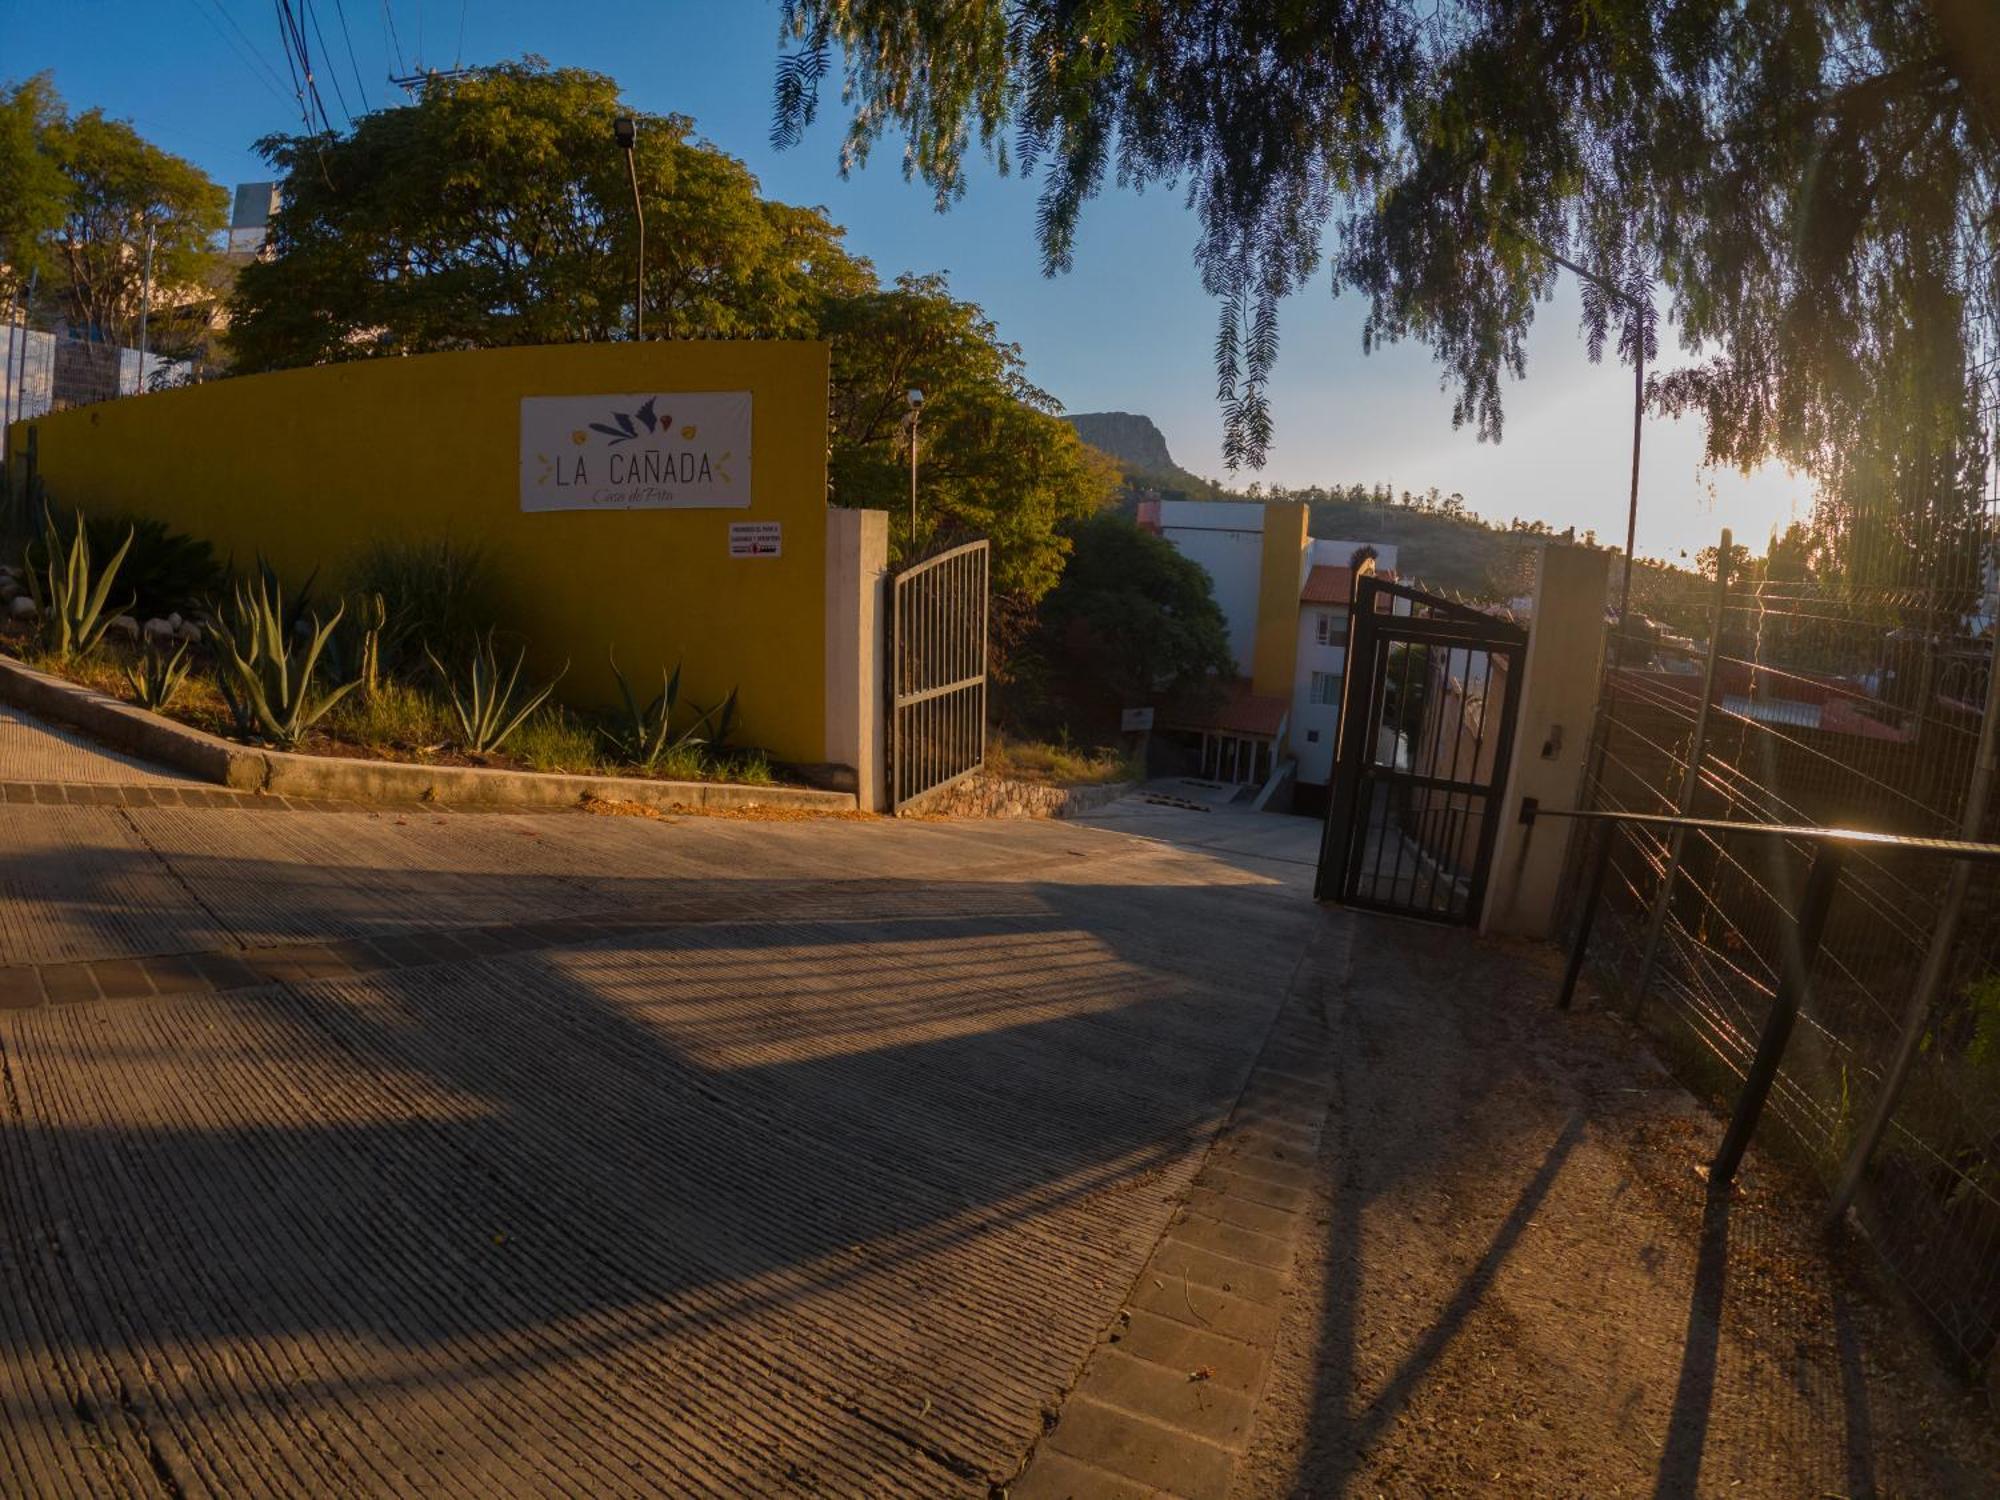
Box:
[0,73,226,355]
[231,62,871,369]
[770,2,2000,573]
[826,273,1116,598]
[232,61,1113,601]
[1030,509,1233,728]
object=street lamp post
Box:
[904,387,924,534]
[613,117,644,340]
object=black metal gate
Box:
[1316,575,1527,922]
[887,539,989,812]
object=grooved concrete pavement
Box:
[0,740,1339,1497]
[0,705,203,787]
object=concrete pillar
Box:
[1481,542,1612,938]
[824,507,889,811]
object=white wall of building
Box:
[1292,606,1350,785]
[1158,501,1266,675]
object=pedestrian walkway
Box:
[0,702,202,786]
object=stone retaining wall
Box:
[904,773,1131,820]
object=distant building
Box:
[1138,498,1399,795]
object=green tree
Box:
[1029,510,1233,730]
[768,2,2000,526]
[0,74,67,305]
[231,61,871,370]
[43,104,226,353]
[825,272,1117,598]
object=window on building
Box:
[1309,671,1342,706]
[1315,610,1348,645]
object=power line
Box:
[331,0,372,114]
[379,0,405,76]
[187,0,290,104]
[302,0,354,126]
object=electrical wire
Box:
[187,0,291,105]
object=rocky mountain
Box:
[1064,411,1224,500]
[1064,411,1179,473]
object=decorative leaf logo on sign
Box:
[585,396,670,446]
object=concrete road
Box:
[0,715,1334,1497]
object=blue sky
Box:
[9,0,1811,562]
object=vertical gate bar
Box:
[1386,639,1418,908]
[1711,843,1845,1189]
[1631,529,1734,1018]
[1318,576,1377,900]
[1557,818,1614,1011]
[1432,645,1476,915]
[1466,639,1527,926]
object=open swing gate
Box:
[1316,575,1527,923]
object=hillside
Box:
[1064,411,1223,498]
[1064,410,1541,598]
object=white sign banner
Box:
[520,391,751,510]
[728,522,782,558]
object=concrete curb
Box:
[0,656,859,814]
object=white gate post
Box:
[1481,543,1614,937]
[825,507,889,811]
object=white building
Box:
[1139,498,1399,797]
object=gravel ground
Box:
[1234,923,2000,1498]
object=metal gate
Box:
[1316,575,1527,922]
[888,539,989,812]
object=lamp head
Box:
[613,117,637,151]
[906,388,924,409]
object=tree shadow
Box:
[0,835,1332,1493]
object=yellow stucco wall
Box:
[1252,501,1306,703]
[8,342,833,764]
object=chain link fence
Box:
[1564,546,2000,1380]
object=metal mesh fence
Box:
[1,318,207,458]
[1566,562,2000,1375]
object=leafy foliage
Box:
[122,639,193,711]
[0,74,66,306]
[1023,511,1233,734]
[75,513,222,617]
[344,538,501,670]
[771,1,2000,525]
[427,634,565,755]
[25,510,133,661]
[604,648,738,773]
[0,74,226,354]
[213,570,355,747]
[230,61,869,368]
[826,273,1118,595]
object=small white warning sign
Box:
[728,522,782,558]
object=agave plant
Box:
[427,633,564,755]
[335,590,390,700]
[212,569,356,747]
[25,510,134,661]
[604,648,739,772]
[122,639,195,711]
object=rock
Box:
[143,616,177,645]
[174,621,203,645]
[8,595,39,621]
[167,612,183,629]
[108,614,141,642]
[0,577,19,602]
